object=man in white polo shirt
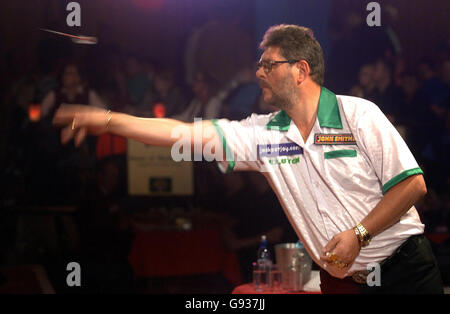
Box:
[53,24,443,294]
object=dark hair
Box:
[259,24,325,85]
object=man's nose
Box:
[256,66,266,80]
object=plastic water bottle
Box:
[295,240,304,249]
[254,235,272,291]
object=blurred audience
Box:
[40,63,106,119]
[349,63,376,99]
[2,11,450,292]
[173,71,224,121]
[346,53,450,236]
[146,67,190,118]
[122,55,156,116]
[371,58,403,125]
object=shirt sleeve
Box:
[355,103,423,194]
[210,115,263,173]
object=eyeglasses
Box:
[256,59,299,74]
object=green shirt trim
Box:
[324,149,357,159]
[317,87,343,129]
[382,167,424,194]
[266,110,291,131]
[266,86,342,131]
[210,119,235,173]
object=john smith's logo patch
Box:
[314,133,356,145]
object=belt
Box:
[351,234,422,284]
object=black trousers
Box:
[320,234,444,294]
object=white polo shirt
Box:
[210,86,424,279]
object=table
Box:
[0,265,55,294]
[425,233,450,244]
[232,270,322,294]
[128,227,243,286]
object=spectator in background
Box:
[416,58,450,184]
[40,63,106,120]
[147,67,189,118]
[416,58,439,90]
[415,58,449,125]
[123,55,157,115]
[371,59,403,125]
[182,17,255,121]
[349,63,376,99]
[184,19,254,90]
[38,62,106,204]
[430,59,450,116]
[327,6,397,94]
[222,68,261,121]
[405,57,450,232]
[89,45,129,112]
[395,71,429,153]
[173,71,224,121]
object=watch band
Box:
[354,223,371,247]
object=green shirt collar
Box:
[266,86,343,131]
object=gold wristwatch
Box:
[354,223,371,247]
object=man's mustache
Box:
[258,80,271,88]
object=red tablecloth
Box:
[232,283,321,294]
[0,265,54,294]
[425,233,450,244]
[128,228,243,285]
[96,133,127,159]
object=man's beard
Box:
[261,77,296,111]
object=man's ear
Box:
[296,60,311,84]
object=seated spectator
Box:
[430,59,450,114]
[222,68,261,120]
[371,58,403,125]
[173,71,224,122]
[39,62,106,203]
[348,63,376,99]
[89,45,129,112]
[416,59,450,177]
[415,58,449,126]
[40,62,106,120]
[123,55,157,115]
[396,70,430,154]
[149,67,190,118]
[416,58,441,95]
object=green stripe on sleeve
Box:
[382,167,424,194]
[210,119,235,173]
[324,149,357,159]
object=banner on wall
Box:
[127,140,194,196]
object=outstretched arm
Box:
[52,104,221,155]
